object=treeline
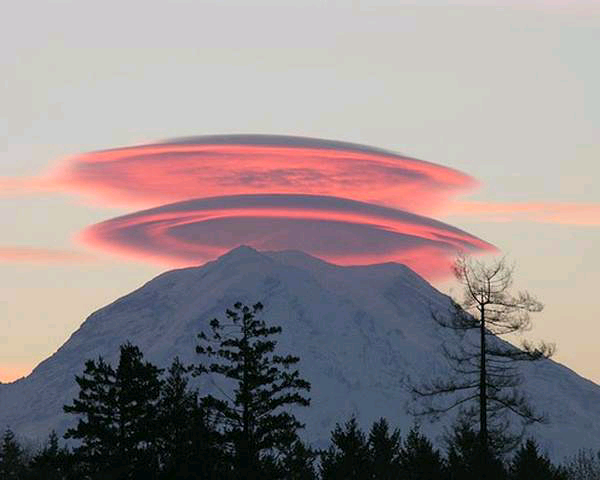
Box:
[0,301,599,479]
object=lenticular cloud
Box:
[51,135,475,213]
[61,134,494,279]
[80,194,494,279]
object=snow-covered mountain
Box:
[1,246,599,460]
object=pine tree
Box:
[157,357,231,479]
[399,425,445,480]
[156,357,198,477]
[64,342,163,479]
[195,301,311,479]
[0,428,26,480]
[320,416,372,480]
[27,430,77,480]
[445,418,506,480]
[278,440,318,480]
[508,439,567,480]
[368,418,402,480]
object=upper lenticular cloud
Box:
[80,194,495,279]
[50,135,476,212]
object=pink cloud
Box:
[45,135,476,213]
[79,194,496,280]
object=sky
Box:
[1,0,598,384]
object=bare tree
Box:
[410,254,555,456]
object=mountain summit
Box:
[1,246,599,459]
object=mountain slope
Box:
[1,246,599,459]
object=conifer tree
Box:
[278,440,318,480]
[157,357,231,479]
[156,357,198,477]
[195,301,311,480]
[445,418,505,480]
[508,439,567,480]
[368,418,402,480]
[320,416,372,480]
[64,342,162,478]
[0,428,26,480]
[27,430,76,480]
[398,425,445,480]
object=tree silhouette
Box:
[64,342,162,479]
[195,301,311,479]
[445,418,505,480]
[320,416,372,480]
[156,356,231,479]
[0,428,26,480]
[411,254,554,458]
[508,438,567,480]
[368,418,402,480]
[27,430,77,480]
[398,425,445,480]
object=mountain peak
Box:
[217,244,263,260]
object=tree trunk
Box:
[479,305,488,474]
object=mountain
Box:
[1,246,599,460]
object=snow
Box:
[0,246,599,461]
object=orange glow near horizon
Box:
[0,365,32,384]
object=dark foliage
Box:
[195,301,311,479]
[320,416,372,480]
[445,417,506,480]
[399,425,445,480]
[63,342,163,479]
[0,428,26,480]
[508,439,568,480]
[369,418,402,480]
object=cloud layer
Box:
[48,135,476,212]
[80,194,495,279]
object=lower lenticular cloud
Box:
[80,194,495,279]
[49,135,476,212]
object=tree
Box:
[156,357,198,477]
[368,418,402,480]
[27,430,77,480]
[508,438,567,480]
[320,416,372,480]
[64,342,163,479]
[156,357,230,479]
[411,255,554,457]
[445,418,505,480]
[277,440,318,480]
[398,425,445,480]
[563,449,600,480]
[195,301,311,479]
[0,428,26,480]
